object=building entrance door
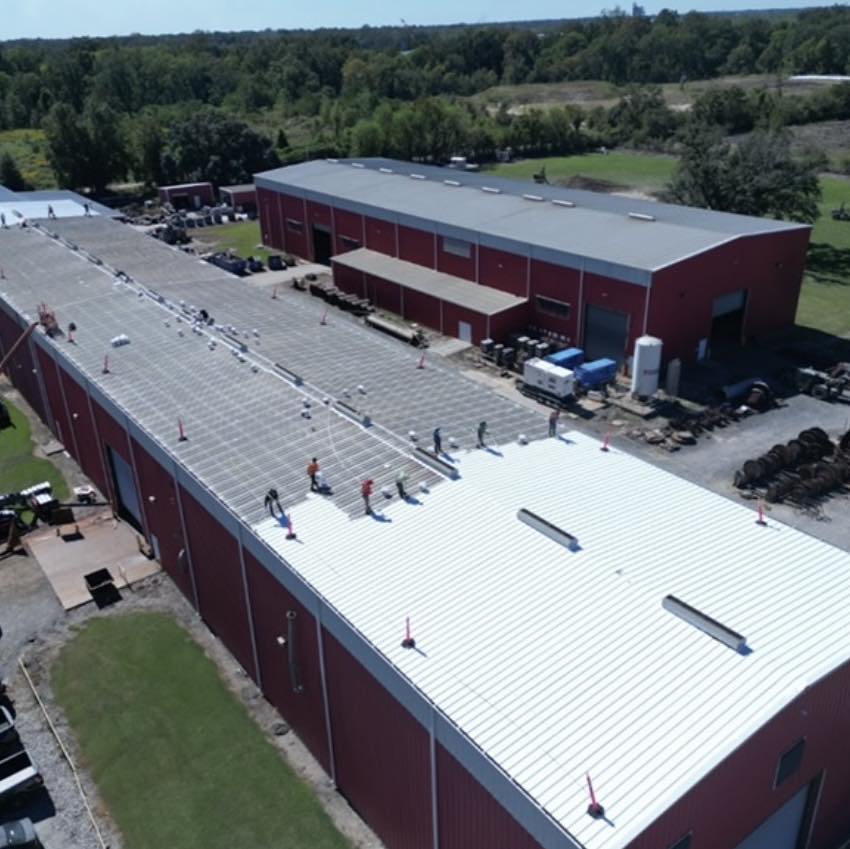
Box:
[458,321,472,343]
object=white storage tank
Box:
[631,335,663,397]
[523,357,575,400]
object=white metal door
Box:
[458,321,472,343]
[734,785,809,849]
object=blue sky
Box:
[2,1,831,40]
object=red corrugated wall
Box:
[436,744,544,849]
[489,302,532,343]
[324,634,433,849]
[626,660,850,849]
[0,307,45,421]
[91,400,131,464]
[530,258,582,340]
[402,289,443,334]
[281,194,310,258]
[436,237,477,281]
[333,209,364,253]
[59,369,108,495]
[398,225,435,268]
[35,347,68,444]
[648,229,811,363]
[332,264,365,299]
[257,187,283,250]
[582,272,648,357]
[365,216,397,255]
[442,302,487,344]
[478,246,528,297]
[178,487,257,680]
[243,552,331,772]
[132,438,195,603]
[365,274,402,315]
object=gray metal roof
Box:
[256,159,809,279]
[0,185,18,201]
[332,248,527,315]
[0,188,120,218]
[221,184,256,194]
[0,217,545,524]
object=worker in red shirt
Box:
[307,457,320,492]
[361,479,374,515]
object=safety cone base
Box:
[401,637,416,649]
[587,803,605,819]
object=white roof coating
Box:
[254,431,850,849]
[333,248,527,315]
[0,199,98,221]
[257,158,810,275]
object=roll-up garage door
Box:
[734,784,810,849]
[584,304,629,364]
[108,447,143,531]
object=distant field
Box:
[472,74,821,115]
[0,129,54,190]
[488,151,677,194]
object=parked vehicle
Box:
[0,741,41,803]
[0,818,38,848]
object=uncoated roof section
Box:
[332,248,527,315]
[255,158,809,278]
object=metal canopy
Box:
[332,248,527,315]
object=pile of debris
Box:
[734,427,850,505]
[307,278,373,317]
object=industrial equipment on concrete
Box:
[630,335,663,398]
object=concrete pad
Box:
[25,512,160,610]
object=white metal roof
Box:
[332,248,527,315]
[254,430,850,849]
[0,200,99,221]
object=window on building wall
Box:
[286,218,304,233]
[340,235,361,250]
[776,739,805,787]
[536,295,571,319]
[442,237,471,259]
[667,834,691,849]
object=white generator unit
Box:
[523,358,575,400]
[631,335,663,397]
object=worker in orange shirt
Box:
[307,457,320,492]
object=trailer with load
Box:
[518,355,618,406]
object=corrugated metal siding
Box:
[365,215,397,255]
[398,225,435,268]
[478,245,528,298]
[437,743,545,849]
[59,368,107,493]
[243,551,331,772]
[366,274,402,315]
[626,658,850,849]
[91,399,131,464]
[179,487,257,680]
[582,272,648,354]
[442,302,487,345]
[132,438,194,602]
[401,288,443,335]
[35,345,68,444]
[0,305,44,420]
[324,633,433,849]
[530,258,582,341]
[436,236,477,281]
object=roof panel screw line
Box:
[401,616,416,649]
[756,500,768,526]
[586,773,605,819]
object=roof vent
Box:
[628,212,655,222]
[444,179,461,187]
[351,162,365,168]
[663,595,748,653]
[326,158,339,163]
[552,199,575,208]
[517,508,579,552]
[522,193,544,202]
[379,167,394,173]
[482,186,501,194]
[410,173,426,180]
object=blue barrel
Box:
[576,358,618,388]
[545,347,584,369]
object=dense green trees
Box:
[667,126,824,222]
[0,151,29,190]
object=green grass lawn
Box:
[0,129,55,190]
[796,176,850,336]
[52,613,348,849]
[488,151,677,194]
[194,220,273,261]
[0,398,68,501]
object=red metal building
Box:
[1,215,848,849]
[255,159,811,362]
[157,181,216,209]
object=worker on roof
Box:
[264,488,282,520]
[396,469,408,501]
[433,427,442,456]
[307,457,320,492]
[477,420,488,449]
[549,409,560,438]
[361,479,374,515]
[47,204,56,219]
